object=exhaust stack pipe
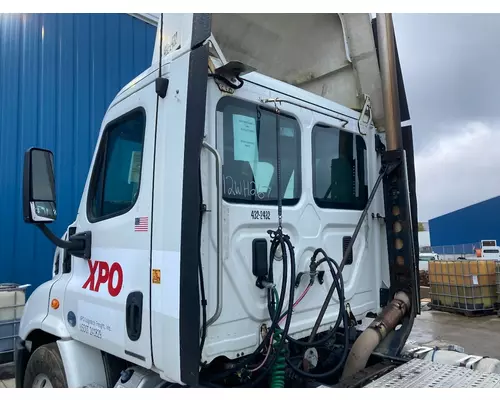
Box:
[376,13,402,151]
[340,291,410,382]
[340,14,412,383]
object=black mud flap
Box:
[14,339,29,388]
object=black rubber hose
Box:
[201,233,290,381]
[243,234,296,388]
[212,244,345,386]
[278,255,343,323]
[308,168,387,342]
[198,261,207,357]
[210,234,296,388]
[280,256,345,348]
[198,169,208,360]
[267,236,288,325]
[285,309,350,379]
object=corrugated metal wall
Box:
[0,14,156,295]
[429,196,500,247]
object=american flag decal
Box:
[134,216,148,232]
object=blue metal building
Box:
[0,13,157,295]
[429,195,500,254]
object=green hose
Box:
[270,326,286,387]
[270,288,286,388]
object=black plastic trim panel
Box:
[178,16,211,385]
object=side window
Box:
[217,97,301,205]
[312,124,368,210]
[88,108,146,221]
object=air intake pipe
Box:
[340,291,410,382]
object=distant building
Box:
[429,196,500,254]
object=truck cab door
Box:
[62,83,157,369]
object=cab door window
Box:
[87,108,146,222]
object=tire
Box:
[23,343,68,388]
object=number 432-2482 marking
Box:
[251,210,271,220]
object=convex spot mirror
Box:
[23,147,57,223]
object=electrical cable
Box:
[280,168,389,380]
[201,171,385,384]
[251,246,348,382]
[197,136,208,363]
[308,166,388,343]
[250,279,312,374]
[201,99,384,386]
[284,310,350,379]
[198,199,207,360]
[201,101,292,384]
[280,255,345,348]
[241,233,296,388]
[234,105,296,388]
[200,234,291,382]
[280,254,350,379]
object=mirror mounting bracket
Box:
[37,224,92,260]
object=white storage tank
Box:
[0,283,29,364]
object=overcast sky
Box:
[392,14,500,221]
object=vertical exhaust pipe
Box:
[340,14,412,382]
[376,13,402,151]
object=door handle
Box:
[126,291,143,341]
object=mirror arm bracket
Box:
[37,224,92,260]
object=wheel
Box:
[23,343,68,388]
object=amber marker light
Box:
[51,299,60,310]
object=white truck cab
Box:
[15,13,421,388]
[479,240,500,260]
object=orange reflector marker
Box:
[51,299,60,310]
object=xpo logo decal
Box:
[83,260,123,297]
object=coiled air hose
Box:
[200,231,295,386]
[245,233,296,388]
[270,287,286,388]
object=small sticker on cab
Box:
[152,269,161,284]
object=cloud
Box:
[415,120,500,221]
[393,14,500,154]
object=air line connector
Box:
[256,279,275,290]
